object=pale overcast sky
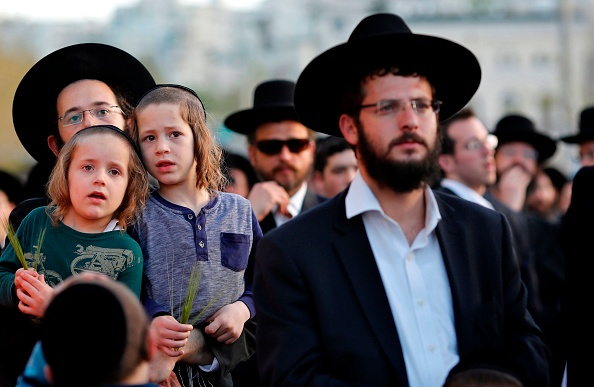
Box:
[0,0,262,22]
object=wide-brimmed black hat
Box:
[13,43,156,163]
[560,106,594,144]
[224,79,301,135]
[294,13,482,137]
[492,114,557,162]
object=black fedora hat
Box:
[224,79,301,135]
[492,114,557,162]
[560,106,594,144]
[13,43,156,163]
[294,13,481,137]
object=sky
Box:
[0,0,263,22]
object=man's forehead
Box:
[254,120,310,139]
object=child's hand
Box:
[148,346,179,383]
[16,273,53,318]
[204,301,250,344]
[14,268,39,291]
[150,315,193,357]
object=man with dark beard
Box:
[252,13,550,387]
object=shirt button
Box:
[428,345,436,352]
[199,241,204,248]
[198,225,202,230]
[406,253,413,262]
[417,299,424,306]
[188,214,194,220]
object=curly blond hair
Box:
[46,125,149,230]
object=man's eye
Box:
[67,114,82,123]
[95,108,110,117]
[378,101,397,113]
[414,101,430,112]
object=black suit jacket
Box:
[560,166,593,386]
[254,189,550,387]
[258,188,327,234]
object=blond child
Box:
[130,84,261,386]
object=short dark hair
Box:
[439,107,477,155]
[313,136,354,173]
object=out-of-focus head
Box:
[41,274,150,386]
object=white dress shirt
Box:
[440,178,495,210]
[273,181,306,227]
[346,171,459,387]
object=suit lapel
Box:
[433,193,476,345]
[302,188,326,212]
[331,193,409,384]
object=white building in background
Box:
[0,0,593,174]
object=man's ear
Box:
[47,135,60,157]
[437,154,454,174]
[339,114,358,146]
[44,364,54,384]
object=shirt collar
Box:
[346,170,441,232]
[440,178,494,210]
[288,181,308,217]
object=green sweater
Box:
[0,207,143,307]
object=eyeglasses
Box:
[463,135,498,152]
[358,98,442,116]
[58,105,123,127]
[498,146,538,161]
[577,150,594,163]
[255,139,310,155]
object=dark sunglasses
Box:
[255,139,310,155]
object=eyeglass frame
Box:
[497,145,539,161]
[460,134,498,152]
[358,98,442,116]
[58,105,123,127]
[255,138,311,155]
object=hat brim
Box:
[13,43,155,163]
[497,131,557,162]
[560,130,594,144]
[224,106,300,135]
[294,34,481,137]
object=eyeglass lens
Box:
[256,139,310,155]
[60,105,120,127]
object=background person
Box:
[223,79,326,234]
[310,135,358,198]
[434,108,496,209]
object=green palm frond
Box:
[32,228,46,271]
[2,218,27,270]
[179,262,203,324]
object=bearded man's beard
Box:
[357,126,441,193]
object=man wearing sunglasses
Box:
[224,79,326,235]
[223,79,326,387]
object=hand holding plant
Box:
[149,315,193,356]
[16,272,53,318]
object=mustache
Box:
[389,132,428,148]
[272,163,297,174]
